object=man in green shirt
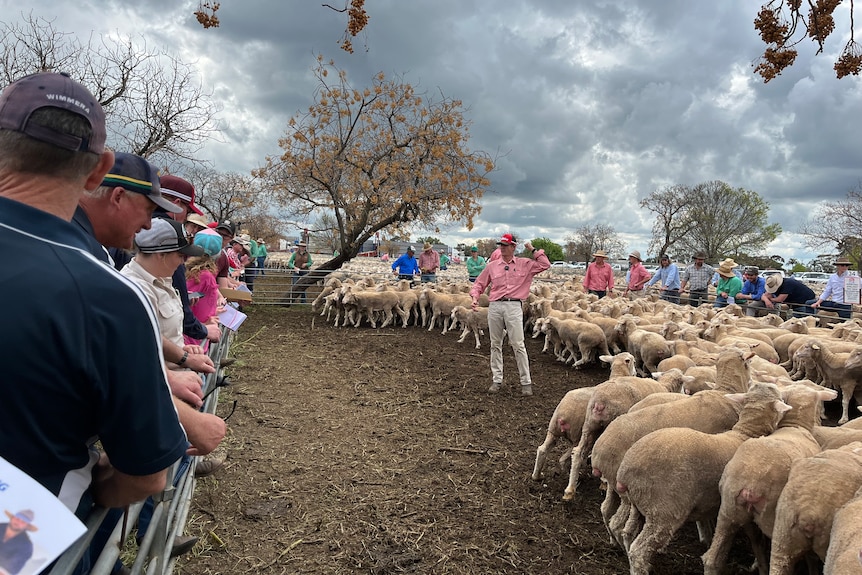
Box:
[466,246,486,282]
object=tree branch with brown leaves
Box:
[754,0,859,81]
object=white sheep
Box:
[614,316,672,376]
[539,316,610,368]
[823,485,862,575]
[794,341,862,424]
[590,348,754,548]
[448,305,488,349]
[563,368,691,501]
[768,442,862,575]
[615,382,791,575]
[531,352,637,484]
[702,383,838,575]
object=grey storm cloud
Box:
[3,0,859,262]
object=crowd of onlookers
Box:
[0,72,250,574]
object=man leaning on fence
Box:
[679,251,714,307]
[735,266,767,316]
[809,256,856,319]
[752,274,816,317]
[0,73,188,520]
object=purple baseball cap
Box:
[0,72,106,153]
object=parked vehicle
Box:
[551,261,574,268]
[795,271,830,284]
[760,269,786,280]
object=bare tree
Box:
[639,184,697,258]
[799,181,862,268]
[255,57,494,283]
[565,224,626,264]
[0,15,220,167]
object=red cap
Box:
[496,233,515,246]
[159,174,204,215]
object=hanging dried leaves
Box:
[753,0,859,81]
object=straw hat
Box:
[4,509,38,532]
[835,256,852,266]
[717,263,735,278]
[592,250,608,259]
[185,213,209,229]
[628,251,642,261]
[765,275,784,293]
[423,242,433,251]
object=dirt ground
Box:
[180,305,762,575]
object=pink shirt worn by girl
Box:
[187,269,219,325]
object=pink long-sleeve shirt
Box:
[583,261,615,292]
[470,250,550,302]
[627,262,652,291]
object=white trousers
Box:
[488,301,531,387]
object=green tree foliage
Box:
[641,181,781,262]
[417,236,442,246]
[255,57,494,282]
[799,182,862,270]
[530,238,564,261]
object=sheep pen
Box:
[182,306,851,575]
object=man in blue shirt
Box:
[0,72,187,519]
[392,245,421,281]
[646,254,681,303]
[735,266,767,317]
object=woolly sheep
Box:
[768,443,862,575]
[702,383,838,575]
[795,341,862,424]
[448,305,488,349]
[562,368,691,500]
[531,352,637,484]
[590,348,755,547]
[615,382,791,575]
[823,485,862,575]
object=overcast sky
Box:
[4,1,860,263]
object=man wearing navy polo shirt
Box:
[0,73,188,519]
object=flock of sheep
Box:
[304,258,862,575]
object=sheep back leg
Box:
[532,431,558,481]
[627,516,684,575]
[599,482,621,546]
[567,424,599,495]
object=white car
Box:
[550,261,573,268]
[760,269,786,280]
[795,272,830,284]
